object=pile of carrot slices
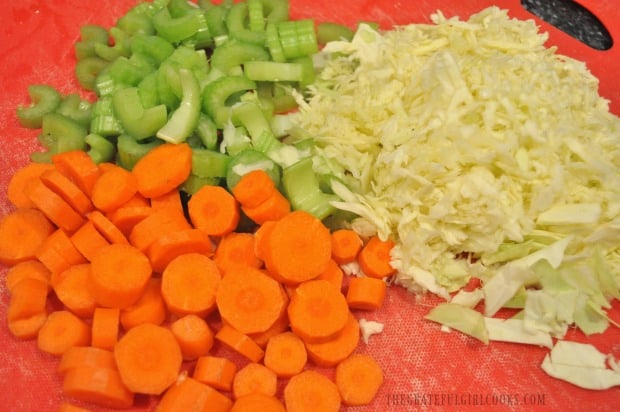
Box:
[0,142,396,411]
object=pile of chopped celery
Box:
[16,0,356,223]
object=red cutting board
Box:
[1,1,619,411]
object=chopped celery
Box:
[116,134,163,170]
[210,39,271,73]
[226,2,266,45]
[16,85,62,129]
[38,113,88,158]
[94,27,131,61]
[317,22,354,44]
[262,0,289,23]
[244,61,303,82]
[130,34,175,65]
[112,87,168,140]
[248,0,265,32]
[232,100,281,153]
[204,4,229,38]
[191,148,230,178]
[137,72,161,108]
[193,113,219,150]
[221,123,252,155]
[265,22,286,62]
[225,148,282,190]
[157,68,201,143]
[202,75,257,128]
[56,94,92,128]
[75,25,110,60]
[85,133,115,164]
[75,56,109,91]
[152,8,205,43]
[181,174,221,194]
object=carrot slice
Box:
[132,142,192,198]
[108,206,154,237]
[231,169,276,208]
[330,229,363,264]
[37,310,91,356]
[117,192,150,208]
[40,168,94,215]
[7,162,55,208]
[305,312,360,367]
[252,220,276,263]
[148,228,214,273]
[52,149,101,197]
[283,370,341,412]
[70,220,111,262]
[91,307,120,350]
[215,324,264,363]
[247,285,290,348]
[216,266,286,335]
[128,208,190,253]
[114,323,182,395]
[317,259,344,291]
[264,210,331,284]
[87,210,129,245]
[62,366,134,409]
[119,278,166,330]
[89,243,152,309]
[90,163,138,213]
[231,393,286,412]
[241,190,291,225]
[170,314,214,361]
[36,228,87,275]
[334,353,384,406]
[161,253,221,317]
[357,235,396,279]
[58,346,117,375]
[287,279,349,343]
[193,355,238,391]
[263,331,307,378]
[7,278,48,324]
[214,232,262,276]
[51,263,97,318]
[346,276,387,311]
[150,188,183,212]
[0,208,55,266]
[5,259,51,293]
[157,377,233,412]
[8,312,48,340]
[188,184,240,237]
[232,363,278,400]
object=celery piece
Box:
[225,148,282,190]
[222,124,252,155]
[117,6,155,36]
[56,94,92,128]
[265,22,286,62]
[202,75,257,128]
[193,113,219,150]
[157,69,201,143]
[168,0,199,17]
[41,113,88,154]
[112,87,168,140]
[75,25,109,60]
[75,56,109,91]
[181,174,221,195]
[244,61,303,82]
[262,0,289,23]
[157,62,182,109]
[116,134,163,170]
[191,148,230,178]
[130,34,175,65]
[282,157,338,220]
[85,133,115,164]
[226,2,266,45]
[107,56,150,87]
[248,0,265,32]
[289,55,315,89]
[205,4,229,38]
[210,39,270,73]
[152,7,204,43]
[90,97,124,136]
[317,22,354,44]
[232,101,281,153]
[94,27,131,61]
[137,72,161,109]
[277,19,318,59]
[16,85,62,129]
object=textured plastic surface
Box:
[0,1,619,411]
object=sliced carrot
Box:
[247,285,290,348]
[57,346,117,375]
[52,149,101,197]
[87,210,129,245]
[161,253,221,317]
[150,188,183,212]
[91,307,120,350]
[305,312,360,368]
[334,353,384,406]
[283,370,342,412]
[264,210,331,285]
[7,277,48,323]
[70,220,111,262]
[8,312,48,340]
[148,228,214,273]
[252,220,276,263]
[36,228,87,275]
[132,142,192,198]
[5,259,51,293]
[188,184,240,237]
[90,163,138,213]
[157,376,233,412]
[40,168,94,215]
[58,401,92,412]
[232,362,278,400]
[114,323,182,395]
[37,310,91,356]
[116,191,150,208]
[89,243,152,309]
[170,314,214,361]
[51,263,97,318]
[216,265,286,335]
[215,324,264,363]
[0,208,55,266]
[287,279,349,343]
[108,205,154,237]
[241,189,291,225]
[358,235,396,279]
[193,355,238,392]
[231,169,276,208]
[214,232,262,276]
[317,259,344,291]
[330,229,363,264]
[231,393,286,412]
[7,162,55,208]
[128,208,190,253]
[62,366,134,409]
[119,278,166,330]
[263,331,307,378]
[346,276,388,311]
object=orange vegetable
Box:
[357,235,396,279]
[188,184,240,237]
[232,362,278,400]
[89,243,152,309]
[231,393,286,412]
[283,370,341,412]
[36,228,87,275]
[247,286,290,348]
[52,149,101,197]
[37,310,91,356]
[241,189,291,225]
[330,229,363,264]
[131,142,192,198]
[5,259,51,293]
[214,232,262,276]
[58,401,92,412]
[113,323,182,395]
[90,163,138,212]
[148,228,213,273]
[216,266,286,335]
[287,279,349,343]
[305,312,360,368]
[252,220,276,263]
[231,169,276,208]
[263,331,307,378]
[150,188,183,212]
[51,263,97,318]
[7,162,55,208]
[86,210,129,245]
[70,220,111,262]
[91,307,120,350]
[27,177,87,232]
[346,276,388,311]
[7,312,48,340]
[7,278,48,339]
[161,253,221,317]
[119,278,166,330]
[0,208,55,266]
[62,366,134,409]
[317,259,344,291]
[157,376,233,412]
[108,205,154,237]
[334,353,384,406]
[215,324,264,363]
[170,314,214,361]
[193,355,238,391]
[263,210,331,285]
[57,346,117,375]
[128,208,190,253]
[40,168,94,216]
[117,192,150,208]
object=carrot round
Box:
[108,205,154,237]
[264,331,307,378]
[7,277,48,333]
[232,362,278,400]
[5,259,51,293]
[305,312,360,368]
[247,286,290,348]
[161,253,221,317]
[193,355,238,392]
[214,232,262,276]
[241,189,291,225]
[334,353,384,406]
[231,393,286,412]
[216,266,287,335]
[52,149,101,197]
[317,259,344,291]
[148,228,214,273]
[0,208,55,266]
[264,210,331,284]
[283,370,342,412]
[231,169,276,208]
[170,314,214,361]
[119,278,166,330]
[157,377,233,412]
[90,163,138,212]
[90,243,152,309]
[215,324,265,363]
[131,142,192,198]
[346,276,388,311]
[114,323,182,395]
[252,220,276,263]
[150,188,183,212]
[51,263,98,318]
[87,210,129,245]
[330,229,363,264]
[57,346,117,375]
[62,365,134,409]
[7,162,55,208]
[287,279,349,343]
[8,312,48,340]
[128,208,190,253]
[40,168,94,216]
[188,184,240,237]
[37,310,91,356]
[357,235,396,279]
[70,220,111,262]
[37,228,87,275]
[91,307,120,350]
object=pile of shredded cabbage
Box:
[291,7,620,350]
